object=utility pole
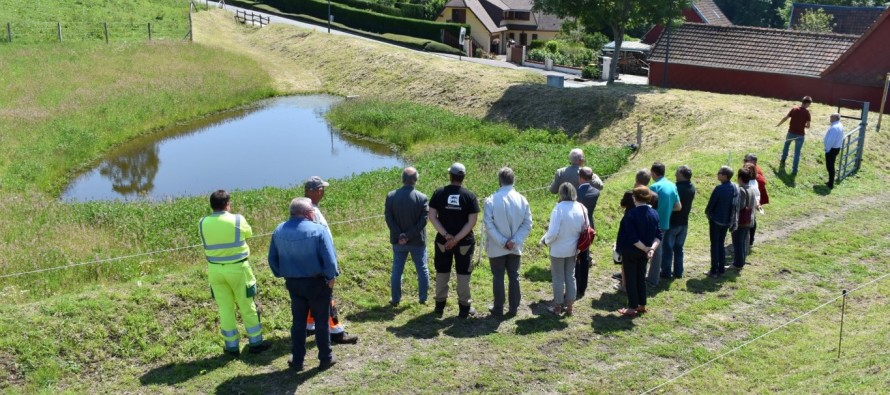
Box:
[661,0,674,88]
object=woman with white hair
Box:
[540,182,586,315]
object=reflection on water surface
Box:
[63,95,403,202]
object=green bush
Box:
[396,3,427,19]
[526,41,594,68]
[331,0,402,17]
[582,64,601,79]
[244,0,467,41]
[544,40,560,53]
[423,41,462,55]
[528,39,547,50]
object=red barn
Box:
[648,8,890,113]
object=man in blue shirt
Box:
[704,166,739,277]
[268,197,340,371]
[647,162,681,286]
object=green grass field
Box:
[0,0,193,43]
[1,5,889,394]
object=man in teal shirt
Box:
[647,162,681,286]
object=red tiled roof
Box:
[648,23,859,77]
[789,3,887,36]
[693,0,732,26]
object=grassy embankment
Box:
[2,8,890,394]
[0,0,196,44]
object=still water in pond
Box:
[63,95,403,202]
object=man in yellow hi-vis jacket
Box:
[200,190,270,357]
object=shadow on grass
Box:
[590,290,627,312]
[214,366,321,394]
[484,83,651,136]
[386,310,503,339]
[140,337,291,386]
[770,165,797,188]
[686,269,740,294]
[591,313,636,334]
[523,266,552,283]
[513,301,568,335]
[812,184,832,196]
[347,304,408,323]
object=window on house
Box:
[519,32,527,45]
[451,9,466,24]
[508,33,515,40]
[532,34,538,40]
[515,12,530,20]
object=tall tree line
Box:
[714,0,889,28]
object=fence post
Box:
[188,5,194,42]
[636,122,643,149]
[855,102,869,173]
[104,22,108,44]
[148,23,152,41]
[57,21,62,42]
[837,289,847,359]
[6,23,10,43]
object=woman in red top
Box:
[743,154,769,247]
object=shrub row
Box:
[527,42,595,68]
[252,0,467,41]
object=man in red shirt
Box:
[777,96,812,174]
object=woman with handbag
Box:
[615,186,662,317]
[732,167,757,269]
[540,182,586,315]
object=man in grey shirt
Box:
[549,148,586,193]
[384,167,430,306]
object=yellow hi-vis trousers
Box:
[208,261,263,352]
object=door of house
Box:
[519,32,527,46]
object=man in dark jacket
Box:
[384,167,430,306]
[704,166,739,277]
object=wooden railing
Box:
[234,9,270,26]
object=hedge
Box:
[252,0,468,41]
[330,0,402,17]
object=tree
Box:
[714,0,786,28]
[795,8,835,32]
[532,0,689,84]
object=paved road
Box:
[204,1,648,88]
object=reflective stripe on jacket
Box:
[200,211,252,263]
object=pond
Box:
[63,95,403,202]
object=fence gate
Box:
[836,99,869,183]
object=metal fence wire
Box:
[1,19,190,44]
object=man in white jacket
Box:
[483,167,533,317]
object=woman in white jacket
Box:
[541,182,586,315]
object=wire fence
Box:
[0,19,191,44]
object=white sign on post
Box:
[459,27,466,45]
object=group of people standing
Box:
[198,95,853,369]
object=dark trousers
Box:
[826,147,840,187]
[709,221,729,274]
[575,249,591,297]
[749,222,757,246]
[285,277,333,366]
[731,227,750,268]
[434,242,474,274]
[622,249,648,309]
[489,254,521,314]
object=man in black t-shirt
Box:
[428,163,480,318]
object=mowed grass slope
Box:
[2,7,890,394]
